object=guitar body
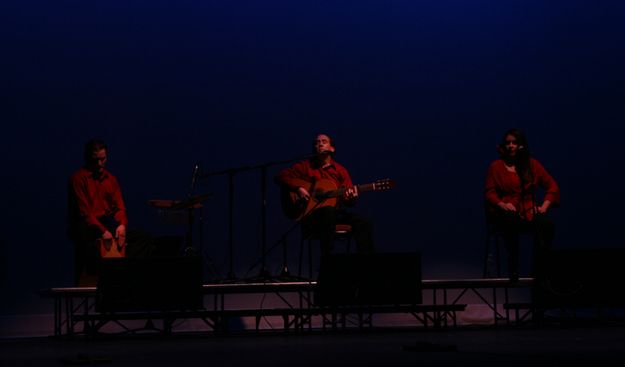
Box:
[280,177,395,221]
[281,179,339,221]
[98,238,126,258]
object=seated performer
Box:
[484,128,560,282]
[67,139,128,286]
[274,133,375,260]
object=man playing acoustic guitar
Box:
[67,139,128,286]
[275,133,375,259]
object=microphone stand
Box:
[199,153,313,283]
[520,158,545,279]
[200,165,251,282]
[243,193,328,282]
[185,164,219,281]
[185,164,199,254]
[243,153,316,282]
[259,164,271,279]
[526,162,546,278]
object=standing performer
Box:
[67,139,127,286]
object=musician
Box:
[275,133,375,258]
[67,139,128,286]
[484,128,560,282]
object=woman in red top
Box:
[484,128,560,282]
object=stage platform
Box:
[40,277,536,337]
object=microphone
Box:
[518,145,530,156]
[190,164,200,191]
[319,150,334,156]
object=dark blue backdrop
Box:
[2,0,624,315]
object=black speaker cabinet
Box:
[314,252,422,306]
[96,256,204,312]
[536,248,625,308]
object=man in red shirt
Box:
[67,139,127,285]
[275,133,374,260]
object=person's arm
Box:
[484,161,517,212]
[532,159,560,214]
[108,175,128,245]
[70,174,108,235]
[484,161,516,212]
[109,176,128,225]
[275,161,313,200]
[336,165,358,206]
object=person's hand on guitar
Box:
[297,187,311,201]
[344,186,359,200]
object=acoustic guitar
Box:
[97,238,126,258]
[281,178,395,220]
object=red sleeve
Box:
[333,163,356,206]
[484,161,503,207]
[274,161,311,191]
[335,163,353,188]
[532,159,560,206]
[109,175,128,226]
[70,172,108,234]
[69,170,128,234]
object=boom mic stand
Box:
[243,153,319,282]
[200,153,315,284]
[243,195,327,282]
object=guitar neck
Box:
[326,183,378,198]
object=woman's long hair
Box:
[498,128,533,184]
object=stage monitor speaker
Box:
[314,252,422,307]
[96,256,203,312]
[536,248,625,308]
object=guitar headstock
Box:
[373,178,396,191]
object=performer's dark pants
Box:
[72,231,101,286]
[301,206,375,259]
[490,211,555,281]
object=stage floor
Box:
[3,324,625,367]
[4,276,625,367]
